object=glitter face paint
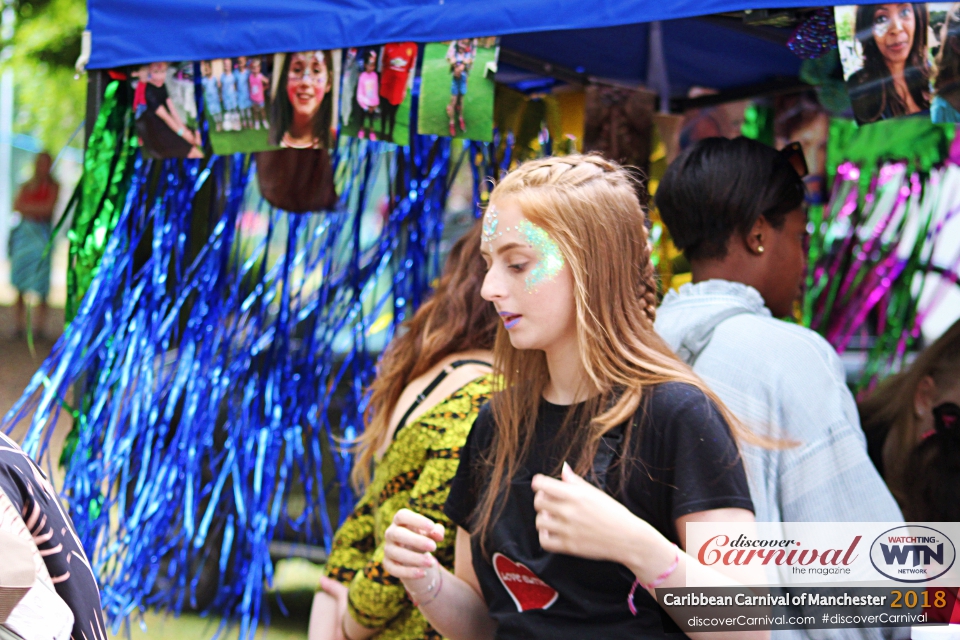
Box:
[482,206,499,245]
[519,219,565,292]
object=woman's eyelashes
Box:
[508,262,528,273]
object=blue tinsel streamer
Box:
[3,134,462,637]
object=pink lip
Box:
[499,311,521,329]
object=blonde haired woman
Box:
[381,155,764,639]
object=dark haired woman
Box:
[655,137,901,540]
[848,3,931,123]
[269,50,335,149]
[310,220,497,640]
[933,3,960,122]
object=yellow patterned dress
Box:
[324,375,493,640]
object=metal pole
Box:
[0,68,13,262]
[647,21,671,114]
[0,0,14,261]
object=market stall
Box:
[3,0,959,636]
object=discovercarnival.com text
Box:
[687,613,927,629]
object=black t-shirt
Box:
[445,381,753,639]
[144,82,169,113]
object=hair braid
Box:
[636,220,659,325]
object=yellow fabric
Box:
[324,375,493,640]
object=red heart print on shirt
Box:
[493,552,559,612]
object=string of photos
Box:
[2,75,504,638]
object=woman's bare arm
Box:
[532,466,768,640]
[383,511,496,640]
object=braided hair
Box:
[492,154,659,323]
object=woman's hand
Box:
[320,576,350,640]
[383,508,446,593]
[532,463,671,570]
[308,586,345,640]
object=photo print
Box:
[835,3,933,123]
[340,42,418,145]
[418,37,499,142]
[256,50,342,212]
[132,61,203,158]
[929,3,960,122]
[201,55,275,154]
[267,49,342,150]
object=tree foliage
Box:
[4,0,87,153]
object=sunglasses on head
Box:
[779,141,809,179]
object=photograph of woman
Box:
[933,3,960,122]
[269,50,339,149]
[845,3,931,123]
[135,61,203,159]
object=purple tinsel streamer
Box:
[787,8,838,59]
[808,158,960,389]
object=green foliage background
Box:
[4,0,87,153]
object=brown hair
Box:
[859,319,960,504]
[935,4,960,98]
[472,154,756,551]
[350,220,499,490]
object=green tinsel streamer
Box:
[66,79,138,322]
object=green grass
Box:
[208,115,276,155]
[418,44,497,142]
[106,558,325,640]
[340,91,413,146]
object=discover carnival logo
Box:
[869,526,956,583]
[697,534,863,573]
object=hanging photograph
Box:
[929,3,960,122]
[340,43,418,145]
[132,61,204,158]
[418,38,499,142]
[835,4,932,124]
[201,55,276,154]
[267,50,342,150]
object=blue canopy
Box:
[88,0,811,95]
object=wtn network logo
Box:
[870,526,957,583]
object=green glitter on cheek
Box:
[519,219,565,292]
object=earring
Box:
[757,246,765,254]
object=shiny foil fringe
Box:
[1,132,494,637]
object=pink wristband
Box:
[628,543,679,616]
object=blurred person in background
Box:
[858,318,960,520]
[9,152,58,340]
[859,318,960,627]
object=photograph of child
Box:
[133,61,203,159]
[835,4,932,123]
[418,38,498,142]
[201,55,274,154]
[339,43,417,145]
[446,39,475,136]
[268,50,341,150]
[356,49,381,139]
[378,42,417,143]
